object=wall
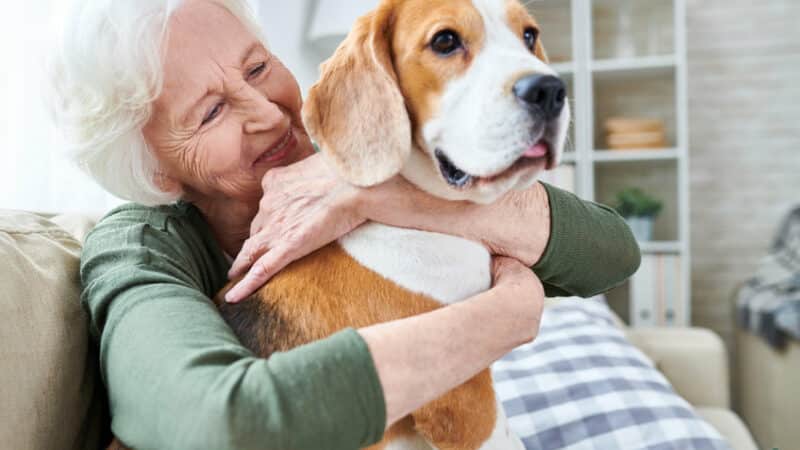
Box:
[686,0,800,357]
[259,0,325,95]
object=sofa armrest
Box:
[696,407,758,450]
[626,327,730,409]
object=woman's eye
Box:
[430,30,463,55]
[247,62,267,79]
[202,102,224,126]
[523,27,539,52]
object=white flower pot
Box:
[625,216,655,242]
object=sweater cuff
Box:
[533,183,594,296]
[533,182,641,298]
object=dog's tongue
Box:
[523,142,549,158]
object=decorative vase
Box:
[625,216,655,242]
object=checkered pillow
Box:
[492,298,731,450]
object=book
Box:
[630,254,685,326]
[603,117,668,150]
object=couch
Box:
[625,327,756,450]
[0,210,757,449]
[736,328,800,449]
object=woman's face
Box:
[144,0,315,204]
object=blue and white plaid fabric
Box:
[492,298,731,450]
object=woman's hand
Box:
[225,154,366,303]
[489,256,545,343]
[491,256,544,299]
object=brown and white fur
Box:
[216,1,570,449]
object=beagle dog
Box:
[217,0,570,449]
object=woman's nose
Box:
[242,87,285,134]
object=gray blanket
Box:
[737,206,800,348]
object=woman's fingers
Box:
[227,153,366,285]
[491,256,545,302]
[225,246,294,303]
[228,234,272,279]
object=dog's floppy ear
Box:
[303,4,411,187]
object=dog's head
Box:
[303,0,570,204]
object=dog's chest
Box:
[338,223,492,304]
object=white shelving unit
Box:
[530,0,691,326]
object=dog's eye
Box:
[523,27,539,52]
[431,30,462,55]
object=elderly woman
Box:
[51,0,639,449]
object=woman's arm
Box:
[86,206,543,449]
[363,257,543,425]
[227,154,640,302]
[359,178,642,298]
[82,207,386,450]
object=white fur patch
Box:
[339,223,491,304]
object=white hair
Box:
[48,0,266,206]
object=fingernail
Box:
[225,291,238,303]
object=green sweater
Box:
[80,183,639,450]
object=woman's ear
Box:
[302,3,411,187]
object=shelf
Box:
[545,0,689,326]
[639,241,682,254]
[551,62,575,76]
[593,148,680,163]
[591,55,676,80]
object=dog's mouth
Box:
[435,139,554,189]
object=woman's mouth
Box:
[253,129,297,167]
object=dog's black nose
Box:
[513,75,567,120]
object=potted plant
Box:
[613,187,663,241]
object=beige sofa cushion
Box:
[0,211,106,449]
[626,327,731,409]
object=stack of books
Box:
[604,117,667,150]
[630,254,686,326]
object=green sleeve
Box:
[81,205,386,450]
[533,183,642,298]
